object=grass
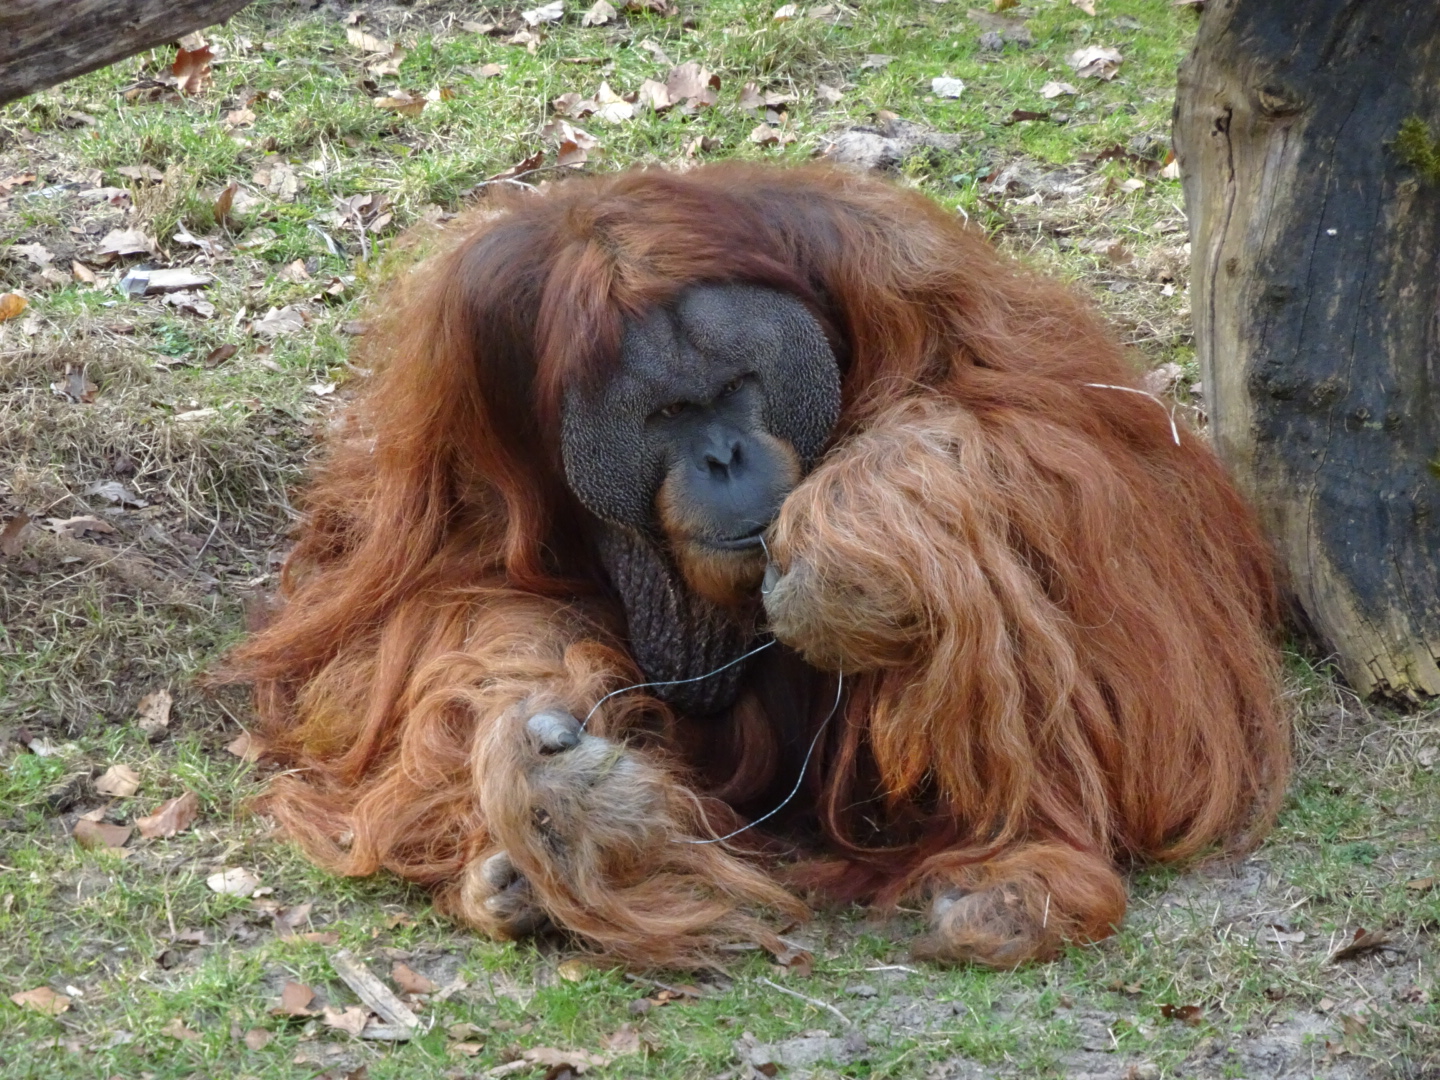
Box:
[1,0,1437,1077]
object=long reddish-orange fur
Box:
[223,164,1289,969]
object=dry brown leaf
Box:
[73,818,133,851]
[94,763,140,797]
[602,1022,642,1055]
[748,123,796,147]
[323,1005,370,1036]
[373,91,425,116]
[486,149,546,181]
[391,962,438,995]
[10,987,72,1016]
[226,730,265,761]
[1068,45,1123,80]
[1071,0,1097,13]
[636,79,673,111]
[347,27,391,53]
[276,982,316,1016]
[523,1046,612,1072]
[0,172,36,193]
[162,1017,203,1041]
[476,63,506,78]
[70,260,98,285]
[50,363,98,403]
[137,689,172,736]
[96,228,157,257]
[1159,1003,1204,1025]
[253,305,309,337]
[664,61,720,109]
[243,1027,271,1050]
[213,180,239,225]
[172,46,214,95]
[135,790,199,838]
[207,866,262,896]
[0,292,27,321]
[1329,927,1394,963]
[451,1040,485,1056]
[582,0,617,24]
[0,513,31,557]
[1407,876,1437,893]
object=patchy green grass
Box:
[1,0,1436,1077]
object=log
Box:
[0,0,252,106]
[1174,0,1440,700]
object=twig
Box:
[623,973,701,998]
[757,976,851,1027]
[863,964,919,974]
[330,949,420,1039]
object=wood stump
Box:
[1175,0,1440,699]
[0,0,251,106]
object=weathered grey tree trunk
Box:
[0,0,252,106]
[1174,0,1440,700]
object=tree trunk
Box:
[1174,0,1440,700]
[0,0,252,106]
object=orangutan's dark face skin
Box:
[561,284,842,606]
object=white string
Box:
[578,638,778,732]
[680,671,844,846]
[1081,382,1181,445]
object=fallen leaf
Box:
[522,0,566,24]
[172,45,214,94]
[1407,876,1437,893]
[0,172,37,193]
[424,85,457,103]
[226,730,265,761]
[815,83,844,104]
[253,306,309,337]
[748,123,796,147]
[0,513,31,557]
[773,3,799,17]
[13,242,54,267]
[74,818,133,851]
[253,162,303,200]
[1329,928,1394,963]
[323,1005,370,1036]
[1068,45,1123,80]
[69,260,98,285]
[1261,924,1306,945]
[1040,80,1080,98]
[0,292,28,321]
[1071,0,1097,13]
[207,866,262,897]
[137,689,172,736]
[116,164,165,182]
[552,92,597,119]
[1159,1003,1204,1025]
[96,228,157,258]
[476,63,506,78]
[664,61,720,109]
[136,790,200,838]
[932,76,965,98]
[213,181,239,224]
[50,364,99,403]
[391,962,437,995]
[636,79,673,111]
[368,45,408,77]
[10,988,72,1016]
[582,0,617,24]
[486,150,546,182]
[1159,158,1182,180]
[602,1022,642,1054]
[85,480,147,507]
[774,945,814,977]
[451,1040,485,1056]
[243,1028,271,1050]
[1006,109,1050,123]
[860,53,893,70]
[346,27,391,53]
[94,763,140,796]
[166,291,216,318]
[373,91,425,116]
[522,1047,612,1072]
[275,982,316,1016]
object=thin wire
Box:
[680,670,844,846]
[579,638,778,732]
